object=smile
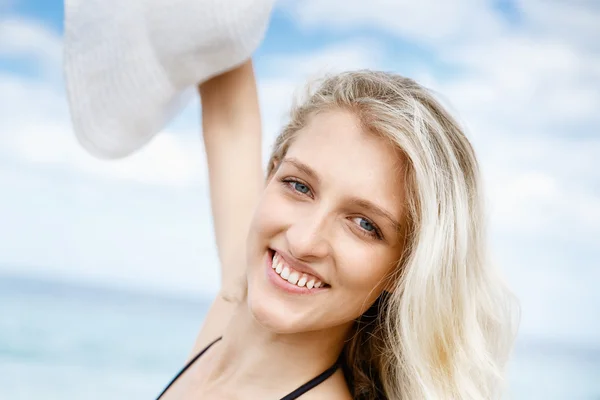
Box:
[267,250,330,292]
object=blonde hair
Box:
[267,71,519,399]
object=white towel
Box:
[63,0,275,159]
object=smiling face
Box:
[246,109,407,334]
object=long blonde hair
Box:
[266,71,519,399]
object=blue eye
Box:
[281,178,313,198]
[359,218,375,232]
[351,217,382,240]
[293,182,310,194]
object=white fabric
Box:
[64,0,275,159]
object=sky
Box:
[0,0,599,347]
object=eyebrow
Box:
[281,158,321,184]
[282,157,402,231]
[349,198,402,232]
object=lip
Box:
[271,249,328,284]
[266,249,330,295]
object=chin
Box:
[246,264,319,334]
[248,264,306,334]
[246,279,308,334]
[245,248,337,334]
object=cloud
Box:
[0,162,221,297]
[257,39,385,159]
[262,38,385,77]
[437,35,600,136]
[0,16,62,78]
[0,73,208,187]
[279,1,600,134]
[279,0,505,44]
[516,0,600,49]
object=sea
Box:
[1,274,598,400]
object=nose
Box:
[285,211,331,261]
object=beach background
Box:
[1,0,599,399]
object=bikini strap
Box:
[155,336,223,399]
[279,360,340,400]
[157,336,340,400]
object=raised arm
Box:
[200,60,263,301]
[191,60,263,350]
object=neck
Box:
[204,301,351,392]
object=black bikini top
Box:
[156,337,340,400]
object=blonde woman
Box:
[151,62,519,399]
[62,0,517,397]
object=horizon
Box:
[2,270,600,360]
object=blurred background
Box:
[1,0,598,399]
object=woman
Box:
[155,61,519,399]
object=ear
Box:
[267,157,281,181]
[271,157,281,171]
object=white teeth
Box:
[287,271,299,285]
[271,252,327,290]
[297,275,307,287]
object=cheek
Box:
[246,183,293,260]
[334,247,396,309]
[250,188,288,239]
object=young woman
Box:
[155,61,519,399]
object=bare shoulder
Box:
[301,369,353,400]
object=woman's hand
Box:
[199,59,263,304]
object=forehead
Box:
[285,109,406,211]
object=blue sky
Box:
[1,0,599,347]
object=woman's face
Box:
[246,109,407,334]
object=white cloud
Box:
[0,71,208,187]
[263,38,385,78]
[0,16,62,77]
[437,35,600,134]
[257,39,385,158]
[281,1,600,133]
[517,0,600,49]
[0,164,221,297]
[279,0,505,44]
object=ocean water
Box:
[1,275,598,400]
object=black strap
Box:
[156,336,340,400]
[279,360,340,400]
[155,336,222,399]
